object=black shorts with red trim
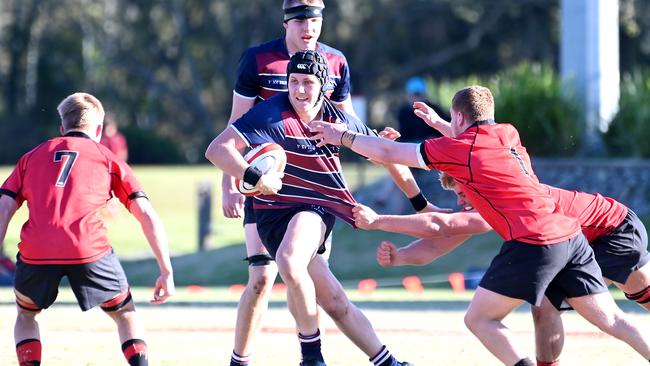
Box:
[254,204,335,258]
[14,250,129,311]
[591,209,650,284]
[479,234,608,309]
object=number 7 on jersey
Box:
[54,150,79,187]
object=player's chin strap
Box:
[625,285,650,304]
[244,254,274,266]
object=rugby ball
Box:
[236,143,286,196]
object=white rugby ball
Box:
[236,143,287,196]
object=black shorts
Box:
[255,204,335,258]
[479,234,607,309]
[14,250,129,311]
[243,197,256,225]
[592,209,650,284]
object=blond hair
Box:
[451,85,494,123]
[439,172,456,191]
[57,92,105,130]
[283,0,324,9]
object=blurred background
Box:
[2,0,650,288]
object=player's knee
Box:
[15,296,42,315]
[318,291,350,321]
[625,284,650,305]
[101,290,135,316]
[463,311,482,333]
[247,267,276,296]
[275,255,304,285]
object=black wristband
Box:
[409,192,429,211]
[243,166,263,187]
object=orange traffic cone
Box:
[448,272,466,293]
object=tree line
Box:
[1,0,649,163]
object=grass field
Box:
[0,164,389,259]
[0,288,648,365]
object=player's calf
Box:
[101,290,148,365]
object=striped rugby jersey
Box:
[234,38,351,103]
[231,94,375,225]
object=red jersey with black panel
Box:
[0,132,145,264]
[545,185,628,242]
[419,122,581,244]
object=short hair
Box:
[282,0,324,9]
[451,85,494,123]
[57,92,105,130]
[439,172,456,191]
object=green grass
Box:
[0,164,387,259]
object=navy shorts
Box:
[592,209,650,284]
[14,250,129,311]
[243,197,256,225]
[255,204,335,258]
[479,234,608,309]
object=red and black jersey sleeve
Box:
[108,156,146,209]
[0,151,34,207]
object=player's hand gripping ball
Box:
[236,143,286,196]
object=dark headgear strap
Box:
[284,5,324,22]
[287,50,330,96]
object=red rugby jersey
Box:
[545,185,628,242]
[419,122,581,244]
[0,132,145,264]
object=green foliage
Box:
[491,63,581,156]
[123,127,186,164]
[430,63,581,156]
[604,69,650,157]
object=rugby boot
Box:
[397,362,414,366]
[299,356,327,366]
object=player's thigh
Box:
[466,286,525,323]
[566,291,622,326]
[244,223,269,256]
[276,210,327,268]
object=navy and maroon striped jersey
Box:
[231,94,375,225]
[0,132,145,265]
[418,122,581,244]
[234,38,351,103]
[545,185,628,242]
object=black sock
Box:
[370,345,398,366]
[230,350,250,366]
[299,329,323,361]
[514,359,535,366]
[121,339,148,366]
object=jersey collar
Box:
[64,131,92,139]
[470,119,496,128]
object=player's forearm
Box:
[397,236,472,266]
[430,119,453,137]
[131,199,173,274]
[205,140,249,179]
[373,214,443,238]
[383,163,422,198]
[221,172,237,191]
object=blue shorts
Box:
[479,234,608,309]
[592,209,650,284]
[254,204,335,258]
[14,250,129,311]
